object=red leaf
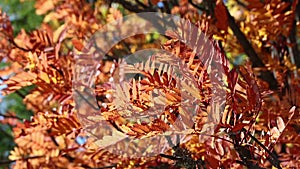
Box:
[228,68,238,90]
[206,156,219,168]
[214,0,228,31]
[231,123,248,132]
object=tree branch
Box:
[8,38,31,52]
[74,89,99,111]
[188,0,206,11]
[134,0,148,9]
[112,0,155,13]
[114,0,279,89]
[225,7,278,90]
[0,155,44,165]
[241,128,282,169]
[0,114,23,121]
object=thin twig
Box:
[0,155,44,165]
[9,38,31,52]
[134,0,148,9]
[74,89,100,110]
[188,0,206,11]
[112,0,155,13]
[91,164,117,169]
[0,114,23,120]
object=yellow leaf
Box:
[39,72,50,83]
[53,24,67,43]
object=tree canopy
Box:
[0,0,300,168]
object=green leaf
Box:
[0,85,35,120]
[0,0,43,35]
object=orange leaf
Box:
[72,39,84,51]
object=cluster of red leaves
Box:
[0,0,299,169]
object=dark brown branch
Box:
[233,142,264,169]
[232,139,264,168]
[74,89,99,111]
[236,0,248,9]
[225,7,278,90]
[90,164,117,169]
[134,0,148,9]
[112,0,155,13]
[9,38,31,52]
[187,1,278,89]
[0,155,44,165]
[114,0,278,89]
[159,154,182,160]
[241,128,282,169]
[0,114,23,120]
[188,0,206,11]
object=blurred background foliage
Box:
[0,0,42,35]
[0,87,34,168]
